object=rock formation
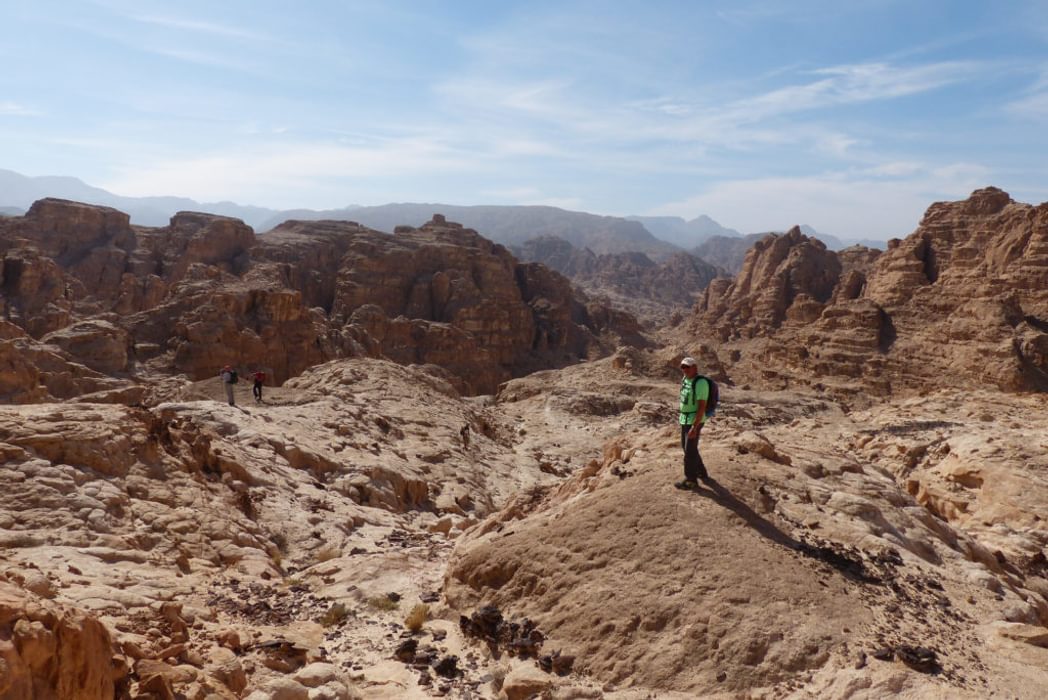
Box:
[514,235,722,323]
[446,358,1048,698]
[0,582,121,699]
[256,214,644,392]
[0,200,645,395]
[2,189,1048,699]
[689,188,1048,398]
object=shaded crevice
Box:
[877,308,897,353]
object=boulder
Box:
[0,582,121,700]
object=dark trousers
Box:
[681,424,708,481]
[253,381,263,400]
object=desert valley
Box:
[1,187,1047,700]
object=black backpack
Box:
[691,375,719,418]
[229,370,238,384]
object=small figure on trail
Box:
[675,356,711,490]
[219,365,237,406]
[252,369,266,403]
[460,423,470,447]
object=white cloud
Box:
[816,133,862,157]
[1005,70,1048,120]
[686,61,980,134]
[99,139,470,207]
[865,161,925,177]
[130,14,269,41]
[433,58,981,164]
[477,186,583,209]
[0,101,40,116]
[651,163,992,239]
[140,46,256,71]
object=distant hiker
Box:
[252,369,266,403]
[460,423,470,447]
[675,356,711,490]
[219,365,237,406]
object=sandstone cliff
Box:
[2,190,1048,700]
[515,235,722,323]
[689,188,1048,399]
[0,200,646,396]
[445,356,1048,698]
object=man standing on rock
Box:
[219,365,236,406]
[675,356,710,490]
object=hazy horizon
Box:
[3,1,1046,239]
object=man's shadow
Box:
[694,478,875,583]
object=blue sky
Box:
[2,0,1046,238]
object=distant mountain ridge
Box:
[0,169,274,229]
[627,214,742,247]
[0,168,884,257]
[272,203,679,257]
[0,170,674,256]
[511,234,722,322]
[628,211,884,254]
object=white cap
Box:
[680,356,697,367]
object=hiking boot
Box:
[674,480,698,490]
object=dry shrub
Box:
[320,602,349,627]
[315,544,340,562]
[268,547,283,568]
[404,603,430,632]
[367,596,399,612]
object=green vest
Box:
[679,376,709,426]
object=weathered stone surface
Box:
[688,189,1048,398]
[256,215,642,393]
[501,664,554,700]
[515,236,721,322]
[0,248,75,338]
[698,226,842,339]
[0,581,121,700]
[245,677,311,700]
[42,318,131,374]
[2,200,643,393]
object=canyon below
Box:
[1,187,1047,699]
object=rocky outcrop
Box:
[331,218,538,371]
[445,370,1048,698]
[698,226,843,339]
[258,216,643,393]
[0,581,122,700]
[0,248,75,338]
[1,201,644,395]
[515,235,721,323]
[513,235,599,277]
[689,189,1048,397]
[0,358,549,697]
[42,319,131,374]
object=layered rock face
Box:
[515,235,721,323]
[691,188,1048,397]
[258,215,639,393]
[0,582,121,700]
[0,200,643,396]
[699,226,843,337]
[0,357,565,698]
[447,361,1048,698]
